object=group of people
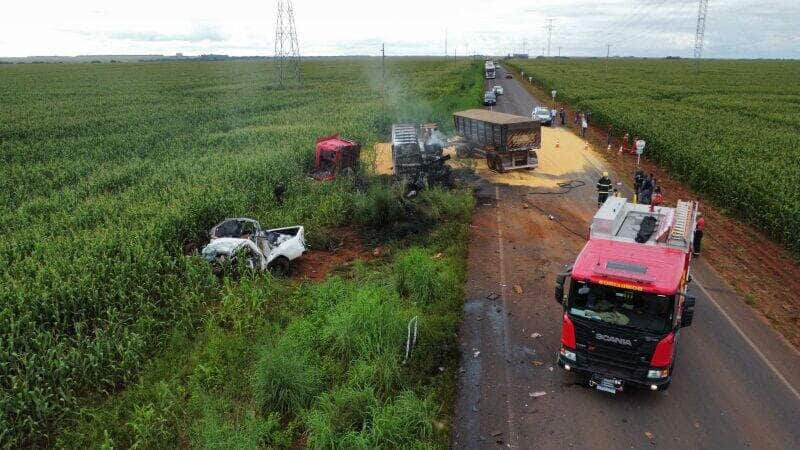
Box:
[573,110,590,137]
[596,170,705,255]
[633,169,661,206]
[548,106,590,138]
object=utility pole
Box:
[545,19,554,57]
[522,39,528,55]
[693,0,709,73]
[274,0,301,85]
[606,43,611,73]
[558,46,561,57]
[381,43,385,83]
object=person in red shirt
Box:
[651,186,664,207]
[694,212,706,256]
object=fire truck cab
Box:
[554,197,698,393]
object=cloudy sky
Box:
[1,0,798,58]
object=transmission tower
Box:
[545,19,554,57]
[693,0,709,73]
[274,0,301,85]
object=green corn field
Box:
[0,58,482,446]
[507,58,800,255]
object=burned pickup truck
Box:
[201,218,306,275]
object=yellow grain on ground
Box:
[468,126,594,188]
[367,126,598,185]
[372,143,394,175]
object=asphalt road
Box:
[453,65,800,449]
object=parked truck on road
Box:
[554,197,698,393]
[485,60,496,79]
[453,109,540,172]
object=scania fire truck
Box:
[554,197,698,393]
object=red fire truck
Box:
[554,197,698,393]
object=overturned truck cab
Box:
[554,197,698,393]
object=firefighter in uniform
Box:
[596,172,612,207]
[693,212,706,256]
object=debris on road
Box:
[487,292,501,300]
[473,349,481,358]
[530,332,542,338]
[644,431,654,440]
[531,360,544,366]
[529,391,547,398]
[513,284,523,294]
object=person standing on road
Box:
[574,111,580,125]
[633,169,645,203]
[693,212,706,256]
[639,174,654,205]
[596,171,612,207]
[551,107,558,124]
[651,186,664,207]
[606,126,613,148]
[581,114,588,137]
[559,107,566,126]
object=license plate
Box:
[595,378,622,394]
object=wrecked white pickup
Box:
[201,218,306,275]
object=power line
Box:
[274,0,301,85]
[694,0,709,73]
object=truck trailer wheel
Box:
[268,256,291,276]
[494,155,507,173]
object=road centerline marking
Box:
[495,185,519,448]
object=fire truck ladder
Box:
[668,200,694,248]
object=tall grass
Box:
[4,57,483,447]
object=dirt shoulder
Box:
[510,70,800,350]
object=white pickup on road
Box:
[201,218,306,275]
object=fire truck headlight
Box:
[647,368,669,379]
[560,347,576,362]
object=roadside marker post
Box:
[635,139,646,165]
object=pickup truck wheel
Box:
[268,256,291,276]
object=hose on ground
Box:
[526,179,586,195]
[520,195,588,241]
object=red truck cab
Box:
[311,134,361,181]
[554,197,698,393]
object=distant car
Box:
[493,85,504,95]
[484,91,497,106]
[532,106,553,126]
[505,73,513,79]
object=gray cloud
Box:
[109,25,227,42]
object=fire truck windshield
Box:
[568,281,674,334]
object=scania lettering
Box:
[554,197,698,393]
